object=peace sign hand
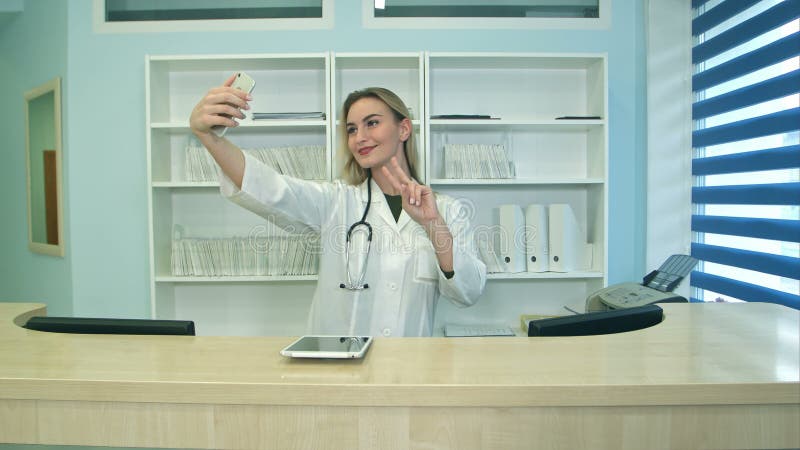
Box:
[381,157,440,227]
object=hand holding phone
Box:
[211,72,256,137]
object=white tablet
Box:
[280,335,373,359]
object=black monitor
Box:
[528,304,663,337]
[24,316,195,336]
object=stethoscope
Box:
[340,171,373,290]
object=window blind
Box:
[691,0,799,309]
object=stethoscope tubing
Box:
[340,171,373,290]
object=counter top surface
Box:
[1,302,798,407]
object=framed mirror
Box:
[25,77,64,257]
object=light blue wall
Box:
[3,0,646,318]
[0,0,72,316]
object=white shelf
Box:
[429,119,604,129]
[155,275,318,283]
[157,273,602,282]
[487,271,604,280]
[152,180,326,188]
[430,178,604,186]
[151,120,327,130]
[335,119,421,126]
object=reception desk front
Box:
[0,302,798,449]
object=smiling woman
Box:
[25,77,64,257]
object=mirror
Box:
[25,77,64,257]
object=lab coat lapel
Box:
[359,178,398,232]
[395,177,424,232]
[396,210,412,231]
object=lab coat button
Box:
[388,282,397,290]
[382,328,392,337]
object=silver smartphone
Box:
[280,335,374,359]
[211,72,256,137]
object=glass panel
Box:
[704,262,799,296]
[703,131,799,157]
[703,169,800,187]
[703,95,799,128]
[373,0,599,19]
[703,232,799,256]
[696,287,746,303]
[105,0,323,22]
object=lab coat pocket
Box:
[414,248,439,283]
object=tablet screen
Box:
[280,335,373,359]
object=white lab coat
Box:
[220,153,487,337]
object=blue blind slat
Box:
[692,32,800,92]
[692,182,800,205]
[692,0,760,36]
[692,145,800,175]
[692,215,800,242]
[692,70,800,120]
[690,271,800,309]
[691,242,800,279]
[692,107,800,147]
[692,1,800,64]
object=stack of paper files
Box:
[185,145,220,182]
[443,144,515,179]
[252,112,325,120]
[171,228,320,277]
[185,145,326,182]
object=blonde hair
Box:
[338,87,419,185]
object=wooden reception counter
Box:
[0,301,798,449]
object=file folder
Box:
[524,204,549,272]
[496,204,526,273]
[548,203,593,272]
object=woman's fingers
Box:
[204,102,245,119]
[380,165,403,193]
[413,184,424,206]
[384,157,418,203]
[389,157,413,184]
[207,90,250,110]
[223,73,238,87]
[190,75,252,135]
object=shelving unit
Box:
[145,52,607,335]
[145,54,330,334]
[425,52,607,327]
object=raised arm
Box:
[188,73,251,188]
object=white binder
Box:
[496,204,526,273]
[524,204,549,272]
[548,204,593,273]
